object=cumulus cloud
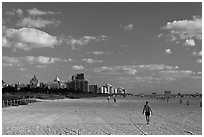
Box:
[163,16,202,40]
[64,35,107,50]
[72,65,84,70]
[3,27,59,51]
[27,8,60,16]
[165,48,172,54]
[6,8,23,16]
[2,56,22,67]
[17,17,60,28]
[121,24,134,31]
[3,56,67,67]
[162,16,202,48]
[183,39,196,47]
[82,58,103,63]
[192,50,202,57]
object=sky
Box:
[2,2,202,94]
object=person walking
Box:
[107,95,111,103]
[143,101,152,124]
[113,94,117,102]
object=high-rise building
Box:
[89,84,98,93]
[70,73,88,92]
[101,86,108,94]
[76,73,84,80]
[106,83,113,94]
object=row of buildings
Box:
[3,73,126,95]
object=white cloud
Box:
[3,27,59,50]
[94,65,138,75]
[159,70,195,78]
[36,65,47,68]
[114,69,199,85]
[25,56,67,64]
[165,48,172,54]
[82,58,103,63]
[19,67,27,71]
[88,51,105,55]
[159,70,201,80]
[198,50,202,56]
[163,16,202,40]
[183,39,196,47]
[192,50,202,57]
[137,64,178,71]
[2,56,22,67]
[64,35,107,50]
[100,35,107,41]
[121,24,134,31]
[196,59,202,64]
[162,16,202,47]
[197,72,202,74]
[27,8,60,16]
[157,33,163,38]
[68,58,73,62]
[93,64,179,76]
[16,9,23,16]
[17,17,60,28]
[72,65,84,70]
[6,8,23,16]
[3,56,67,68]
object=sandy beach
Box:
[2,96,202,135]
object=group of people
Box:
[107,95,153,125]
[107,95,117,102]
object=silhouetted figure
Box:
[123,94,126,99]
[107,95,111,103]
[113,94,117,102]
[180,99,182,104]
[187,100,189,106]
[143,101,152,125]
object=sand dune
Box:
[2,96,202,135]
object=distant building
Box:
[70,73,88,92]
[106,83,113,94]
[113,88,117,94]
[46,75,62,89]
[30,75,40,88]
[72,73,85,80]
[152,92,157,98]
[164,91,171,98]
[117,87,126,94]
[100,86,108,94]
[89,84,98,93]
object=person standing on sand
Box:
[143,101,152,125]
[113,94,117,102]
[107,95,111,102]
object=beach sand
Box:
[2,96,202,135]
